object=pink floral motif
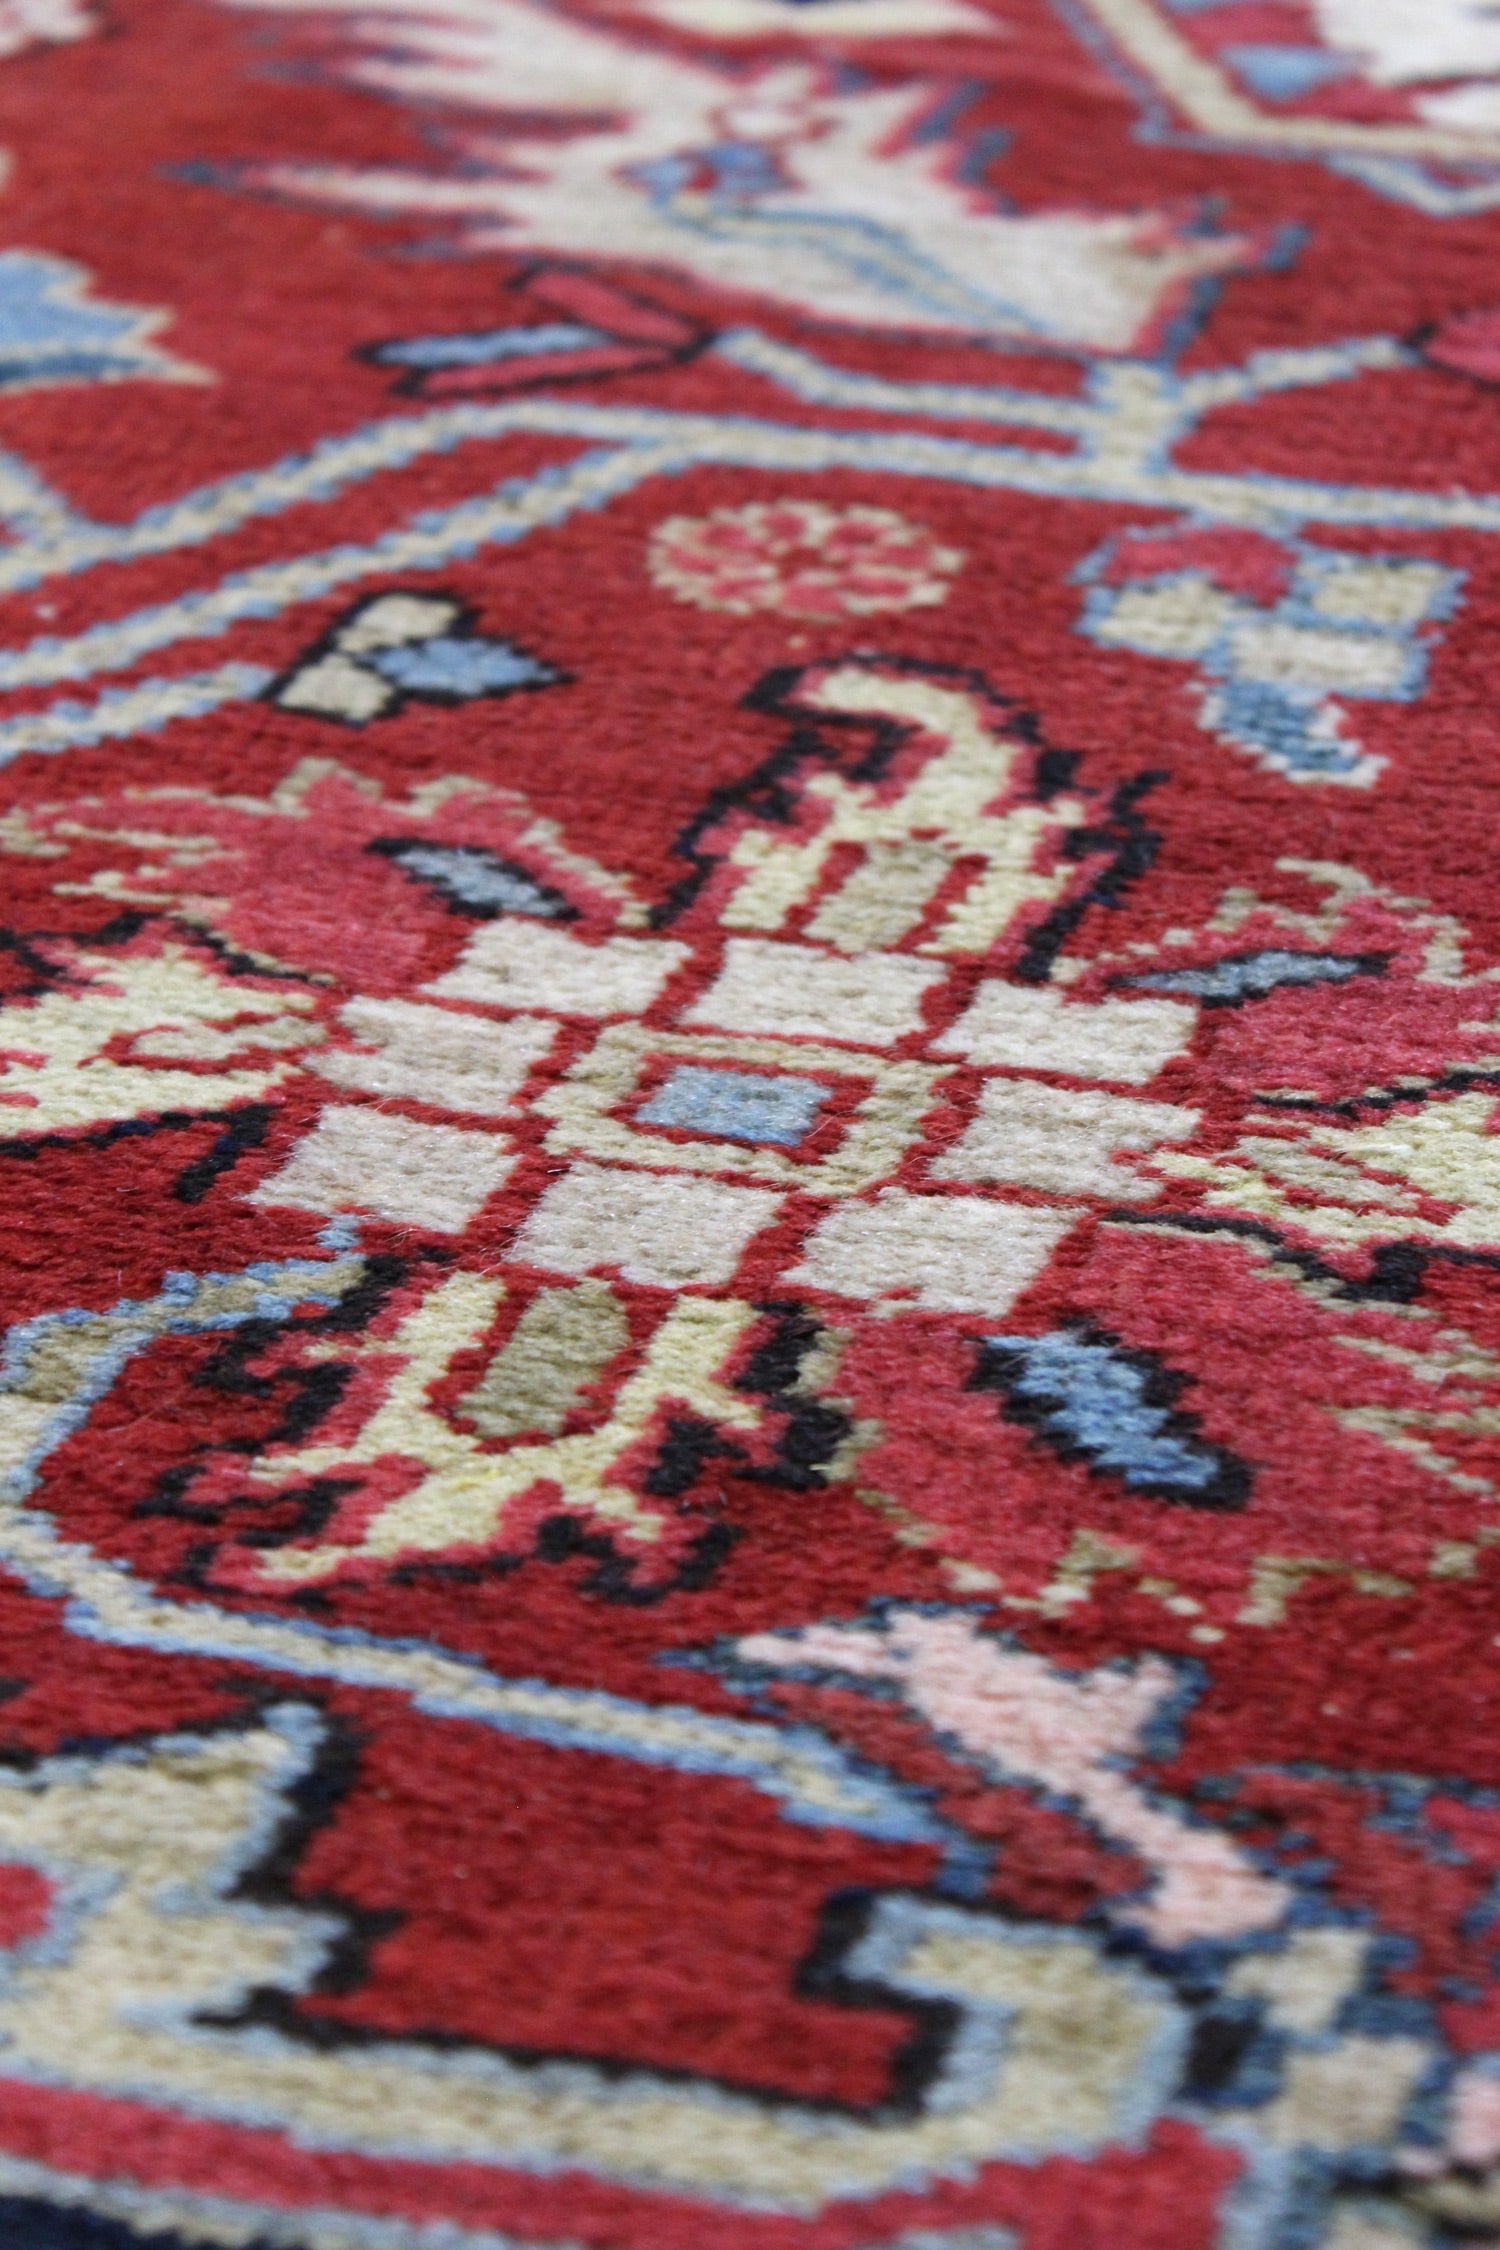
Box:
[647,499,963,618]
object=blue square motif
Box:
[638,1065,827,1147]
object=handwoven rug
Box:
[11,2,1500,2247]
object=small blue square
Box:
[638,1065,827,1147]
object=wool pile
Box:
[8,1,1500,2245]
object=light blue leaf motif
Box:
[0,251,195,390]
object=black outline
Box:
[263,588,568,727]
[1104,1203,1500,1306]
[1410,314,1500,390]
[1116,946,1390,1009]
[358,260,711,400]
[85,1264,845,1610]
[1012,767,1166,984]
[972,1320,1253,1511]
[1248,1064,1500,1123]
[393,1299,853,1603]
[0,2199,205,2250]
[652,654,1063,928]
[172,1101,275,1203]
[733,1297,852,1492]
[367,834,578,922]
[185,1696,1039,2124]
[0,910,326,1173]
[650,654,1153,982]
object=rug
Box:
[8,2,1500,2246]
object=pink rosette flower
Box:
[648,499,964,618]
